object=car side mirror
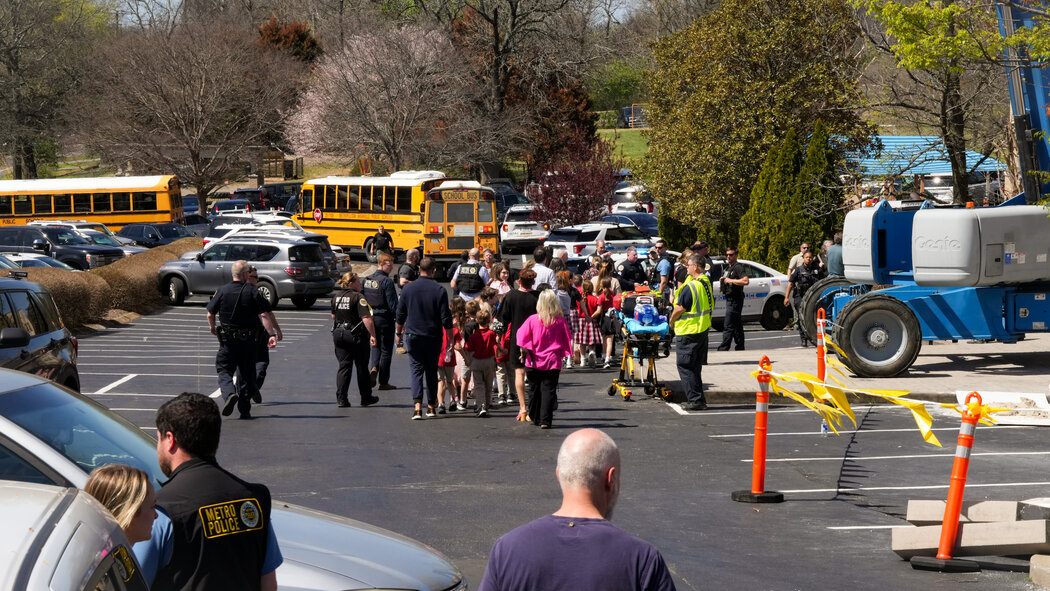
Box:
[196,252,205,262]
[31,239,50,253]
[0,327,30,348]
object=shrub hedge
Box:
[0,237,203,330]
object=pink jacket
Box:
[516,314,572,371]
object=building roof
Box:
[848,135,1005,176]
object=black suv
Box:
[116,222,195,248]
[0,226,124,270]
[0,273,79,391]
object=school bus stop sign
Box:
[313,208,323,223]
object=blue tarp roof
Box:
[847,135,1005,176]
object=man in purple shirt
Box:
[478,429,676,591]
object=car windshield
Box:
[86,232,120,247]
[216,201,249,211]
[0,383,165,487]
[158,225,193,239]
[0,255,16,269]
[43,227,90,245]
[500,192,529,208]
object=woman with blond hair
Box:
[84,464,157,544]
[591,260,621,295]
[516,289,572,428]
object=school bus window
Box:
[53,194,72,213]
[33,194,52,214]
[362,186,375,211]
[0,196,10,215]
[93,193,111,212]
[13,196,30,215]
[478,202,493,222]
[448,202,473,223]
[396,187,411,212]
[113,192,132,211]
[72,195,91,213]
[427,202,443,223]
[301,189,313,211]
[133,191,158,211]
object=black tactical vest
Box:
[456,261,484,294]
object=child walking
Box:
[465,309,502,416]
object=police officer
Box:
[717,247,749,351]
[332,271,379,408]
[616,246,648,292]
[450,247,489,301]
[207,260,276,420]
[691,240,721,282]
[370,224,394,260]
[133,392,282,589]
[399,248,421,291]
[784,250,826,347]
[362,253,399,390]
[236,266,283,404]
[669,254,714,411]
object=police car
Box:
[614,250,792,330]
[544,222,656,271]
[500,204,549,253]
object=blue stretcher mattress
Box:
[622,317,669,337]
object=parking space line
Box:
[89,392,193,397]
[93,374,137,394]
[779,481,1050,494]
[744,450,1050,462]
[82,372,220,377]
[107,407,161,412]
[710,425,1034,437]
[826,525,909,530]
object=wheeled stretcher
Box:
[608,292,674,401]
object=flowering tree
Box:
[531,129,621,228]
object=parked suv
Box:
[0,273,79,391]
[158,237,334,308]
[0,226,124,270]
[544,222,655,271]
[116,222,195,248]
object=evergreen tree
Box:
[739,130,803,271]
[795,121,844,239]
[768,123,837,269]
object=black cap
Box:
[693,240,708,250]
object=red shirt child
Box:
[466,325,500,360]
[440,327,461,367]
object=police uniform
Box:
[372,230,394,257]
[398,262,419,292]
[453,260,486,300]
[331,287,374,407]
[362,269,398,387]
[717,260,747,351]
[616,257,647,292]
[207,280,271,418]
[788,262,826,345]
[149,458,276,591]
[674,274,714,408]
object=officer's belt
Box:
[371,308,390,314]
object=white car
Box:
[500,205,548,253]
[27,219,136,246]
[544,222,655,269]
[0,370,466,591]
[0,251,79,270]
[614,251,792,330]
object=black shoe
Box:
[681,401,708,411]
[239,411,253,420]
[251,391,262,404]
[360,395,379,407]
[337,397,350,408]
[716,346,729,351]
[369,368,378,388]
[222,395,238,417]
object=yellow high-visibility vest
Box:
[675,274,713,334]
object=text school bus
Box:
[0,175,183,230]
[294,170,446,260]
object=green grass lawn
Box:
[599,128,649,164]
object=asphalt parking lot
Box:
[77,301,1046,590]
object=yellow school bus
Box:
[423,180,499,269]
[294,171,446,260]
[0,175,183,230]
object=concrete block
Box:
[905,499,1050,525]
[906,500,970,526]
[892,520,1050,559]
[1031,554,1050,588]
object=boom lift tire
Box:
[835,293,921,378]
[799,277,854,340]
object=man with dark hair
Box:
[207,259,277,420]
[497,268,539,420]
[363,253,399,390]
[396,257,454,419]
[669,254,714,411]
[478,429,676,591]
[616,247,647,292]
[134,393,282,590]
[716,248,749,351]
[531,246,556,287]
[652,240,676,298]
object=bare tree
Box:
[0,0,102,178]
[288,25,497,171]
[77,19,305,196]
